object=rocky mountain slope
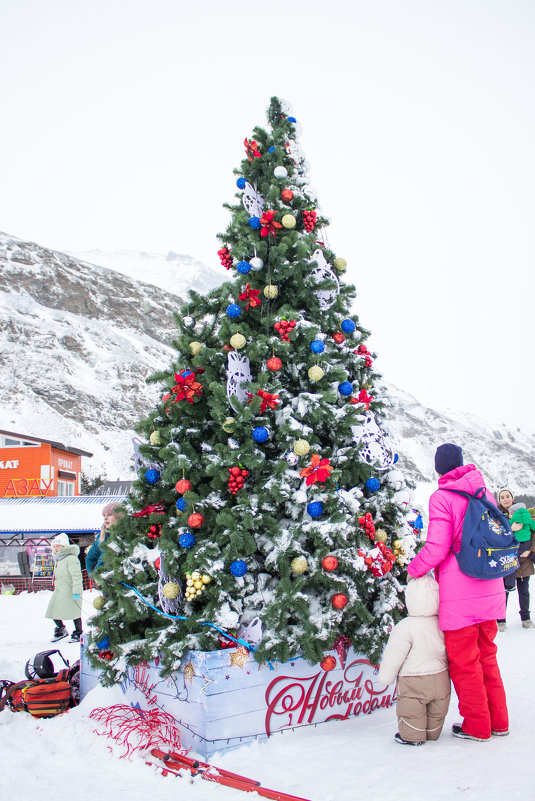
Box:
[1,230,534,497]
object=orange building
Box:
[0,429,92,498]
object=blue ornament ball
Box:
[340,318,356,334]
[365,477,381,492]
[175,498,187,512]
[144,468,160,484]
[236,177,246,189]
[287,116,297,123]
[268,146,275,153]
[252,426,269,443]
[338,381,353,396]
[226,304,241,319]
[96,636,109,650]
[179,532,196,549]
[310,339,325,354]
[307,501,324,518]
[236,260,251,275]
[180,369,194,378]
[248,216,261,230]
[230,559,248,577]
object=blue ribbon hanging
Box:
[120,581,274,668]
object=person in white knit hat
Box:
[44,533,83,643]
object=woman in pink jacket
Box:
[407,443,509,742]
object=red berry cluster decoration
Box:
[302,209,317,232]
[217,246,233,270]
[147,524,161,540]
[274,319,296,341]
[355,343,373,367]
[358,512,376,541]
[228,466,249,495]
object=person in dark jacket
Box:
[496,488,535,631]
[86,502,123,584]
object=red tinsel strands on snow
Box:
[244,137,262,160]
[89,704,183,759]
[302,209,317,232]
[299,453,333,486]
[132,503,165,517]
[246,389,280,413]
[260,210,282,238]
[238,283,262,311]
[333,635,352,668]
[217,246,233,270]
[170,371,203,404]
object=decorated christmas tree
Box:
[88,97,419,684]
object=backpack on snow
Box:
[441,487,519,579]
[0,650,76,718]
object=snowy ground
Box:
[1,589,533,801]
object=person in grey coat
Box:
[45,533,83,643]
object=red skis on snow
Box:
[149,748,311,801]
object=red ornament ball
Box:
[320,655,337,672]
[281,188,294,202]
[147,524,161,539]
[188,512,205,529]
[331,593,349,610]
[322,555,339,572]
[267,356,283,372]
[332,332,345,344]
[175,479,193,494]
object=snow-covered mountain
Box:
[1,230,534,496]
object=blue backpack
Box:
[441,487,519,579]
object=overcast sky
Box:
[2,0,534,434]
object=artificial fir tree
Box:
[88,97,418,684]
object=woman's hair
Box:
[100,502,123,542]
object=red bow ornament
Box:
[246,389,280,413]
[351,388,374,410]
[260,210,282,238]
[238,283,262,311]
[171,371,203,404]
[300,454,333,486]
[132,503,165,517]
[244,138,262,160]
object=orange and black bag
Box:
[21,669,72,718]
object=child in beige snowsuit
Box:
[378,574,451,745]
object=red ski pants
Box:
[444,620,508,739]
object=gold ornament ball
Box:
[375,529,388,543]
[333,257,347,273]
[291,556,308,575]
[393,539,402,549]
[189,341,204,356]
[162,581,180,599]
[93,595,105,610]
[264,284,279,299]
[194,579,203,590]
[281,214,296,229]
[308,365,324,382]
[149,431,161,446]
[230,333,246,350]
[222,417,236,433]
[293,439,311,456]
[186,578,194,587]
[201,575,211,584]
[191,571,200,581]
